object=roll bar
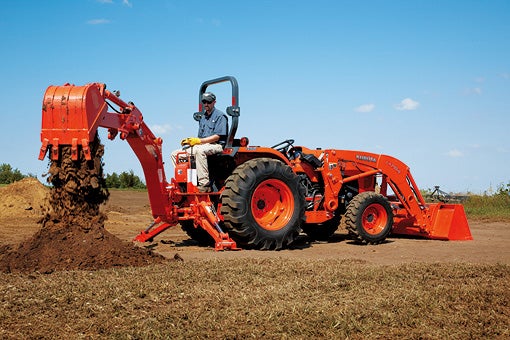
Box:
[197,76,240,148]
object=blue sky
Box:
[1,0,509,193]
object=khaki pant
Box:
[171,144,223,186]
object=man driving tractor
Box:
[171,92,228,192]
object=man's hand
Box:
[180,137,201,146]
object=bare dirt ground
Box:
[1,185,508,266]
[0,181,508,338]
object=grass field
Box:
[1,182,509,339]
[464,193,510,221]
[1,259,508,339]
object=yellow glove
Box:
[180,137,201,146]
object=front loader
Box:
[38,76,472,251]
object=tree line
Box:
[104,170,146,189]
[0,163,145,189]
[0,163,29,184]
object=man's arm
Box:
[198,134,220,144]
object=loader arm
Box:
[344,151,470,240]
[39,83,170,220]
[317,149,471,240]
[346,152,429,227]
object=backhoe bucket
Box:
[39,83,107,160]
[425,203,473,240]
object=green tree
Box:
[0,163,25,184]
[119,170,145,189]
[105,172,121,188]
[105,170,145,189]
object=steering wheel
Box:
[271,139,295,155]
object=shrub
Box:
[0,163,25,184]
[464,181,510,220]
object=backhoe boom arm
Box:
[39,83,170,219]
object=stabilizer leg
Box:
[197,201,240,251]
[134,218,175,242]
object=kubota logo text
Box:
[356,154,377,163]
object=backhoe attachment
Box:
[38,82,239,251]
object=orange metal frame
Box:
[39,81,472,251]
[39,83,239,250]
[284,147,472,240]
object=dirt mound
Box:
[0,137,165,273]
[0,219,163,273]
[0,177,49,218]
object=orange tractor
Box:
[39,76,472,250]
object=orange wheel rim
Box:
[361,203,387,235]
[251,179,294,231]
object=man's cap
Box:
[202,92,216,102]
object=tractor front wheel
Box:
[220,158,305,250]
[345,192,393,244]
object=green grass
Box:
[464,193,510,221]
[107,187,148,192]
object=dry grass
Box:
[1,259,508,339]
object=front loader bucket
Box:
[425,203,473,240]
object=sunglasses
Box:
[202,100,213,104]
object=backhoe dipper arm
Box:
[39,83,170,219]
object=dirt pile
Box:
[0,137,165,273]
[0,177,48,218]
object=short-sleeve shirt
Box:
[198,108,228,144]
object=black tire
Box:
[302,214,340,241]
[220,158,305,250]
[180,220,214,246]
[344,192,393,244]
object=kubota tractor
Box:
[39,76,472,250]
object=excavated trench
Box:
[0,137,164,273]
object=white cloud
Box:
[355,103,375,113]
[446,149,463,158]
[464,87,482,95]
[87,19,110,25]
[150,124,177,135]
[96,0,131,6]
[394,98,419,111]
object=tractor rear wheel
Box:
[220,158,305,250]
[345,191,393,244]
